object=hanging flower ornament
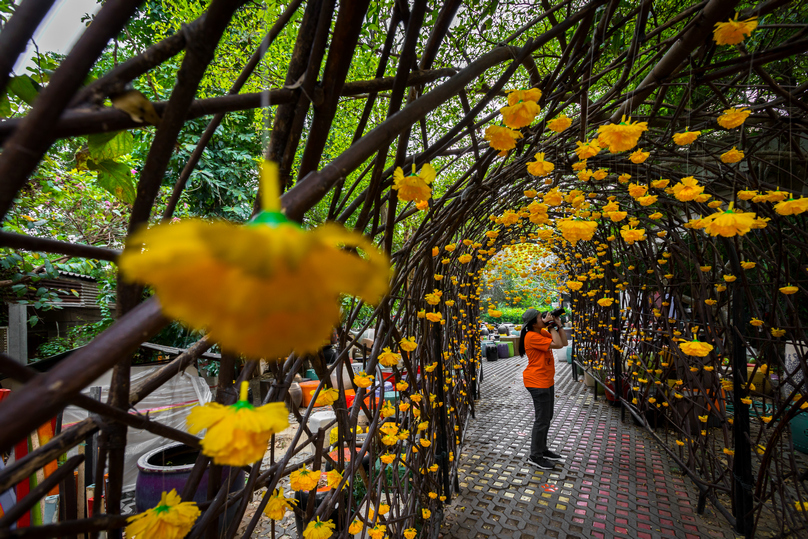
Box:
[125,489,200,539]
[702,204,758,237]
[717,107,751,129]
[575,139,601,159]
[484,124,523,156]
[713,13,758,45]
[186,381,288,466]
[671,176,704,202]
[672,129,700,145]
[629,148,650,163]
[774,196,808,216]
[264,488,297,521]
[720,147,744,163]
[393,162,436,202]
[596,115,648,153]
[679,333,714,357]
[547,114,572,133]
[119,161,389,360]
[303,517,336,539]
[500,88,541,129]
[527,152,555,177]
[557,219,598,246]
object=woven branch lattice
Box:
[0,0,807,537]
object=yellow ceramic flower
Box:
[416,200,430,211]
[620,225,646,245]
[651,179,669,189]
[378,347,401,367]
[264,488,297,521]
[629,148,649,163]
[303,517,335,539]
[119,162,389,361]
[713,14,758,45]
[575,139,601,159]
[577,169,593,182]
[349,520,364,534]
[702,207,757,237]
[422,508,432,519]
[627,183,647,199]
[353,371,374,389]
[524,189,538,198]
[486,308,502,318]
[527,152,555,177]
[315,387,339,406]
[772,328,786,338]
[426,311,443,323]
[679,340,714,357]
[186,381,288,466]
[717,107,751,129]
[637,194,658,206]
[596,115,648,153]
[593,169,608,181]
[598,298,614,307]
[400,337,418,352]
[393,163,436,202]
[750,318,764,327]
[671,176,704,202]
[547,114,572,133]
[507,88,542,105]
[572,160,587,171]
[720,147,744,163]
[774,197,808,216]
[325,469,343,490]
[557,219,597,245]
[425,289,442,305]
[780,285,798,295]
[404,528,418,539]
[672,130,700,145]
[500,100,540,129]
[368,524,387,539]
[126,489,200,539]
[567,280,583,291]
[396,380,409,391]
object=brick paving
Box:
[441,349,739,539]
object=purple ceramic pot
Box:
[136,442,245,525]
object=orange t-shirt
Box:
[523,329,555,388]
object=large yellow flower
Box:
[575,139,601,159]
[378,347,401,367]
[547,114,572,133]
[126,489,200,539]
[714,14,758,45]
[717,107,751,129]
[597,297,614,307]
[720,147,744,163]
[484,124,523,155]
[679,340,714,357]
[620,225,646,245]
[290,466,321,491]
[527,152,555,177]
[702,207,757,237]
[577,169,594,182]
[507,88,542,105]
[426,311,443,323]
[353,371,374,389]
[637,194,658,206]
[628,183,648,199]
[566,280,583,291]
[393,163,436,202]
[774,197,808,216]
[264,488,297,521]
[671,176,704,202]
[425,289,442,305]
[303,517,335,539]
[672,130,700,145]
[557,219,597,245]
[186,382,288,466]
[399,336,418,352]
[629,148,649,163]
[543,189,564,206]
[315,387,339,406]
[596,116,648,153]
[119,161,388,360]
[500,100,540,129]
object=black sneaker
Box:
[543,450,564,461]
[527,457,555,470]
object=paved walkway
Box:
[441,350,738,539]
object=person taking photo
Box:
[518,308,568,470]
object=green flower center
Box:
[232,399,255,412]
[249,210,296,228]
[154,504,170,514]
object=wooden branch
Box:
[0,231,121,261]
[0,0,57,94]
[0,0,144,222]
[0,515,130,539]
[611,0,741,121]
[0,296,168,454]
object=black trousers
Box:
[527,386,554,461]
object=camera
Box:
[545,307,565,331]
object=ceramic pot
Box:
[286,381,303,409]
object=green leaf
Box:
[6,75,40,106]
[87,159,137,204]
[88,131,134,161]
[0,91,10,117]
[28,315,39,327]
